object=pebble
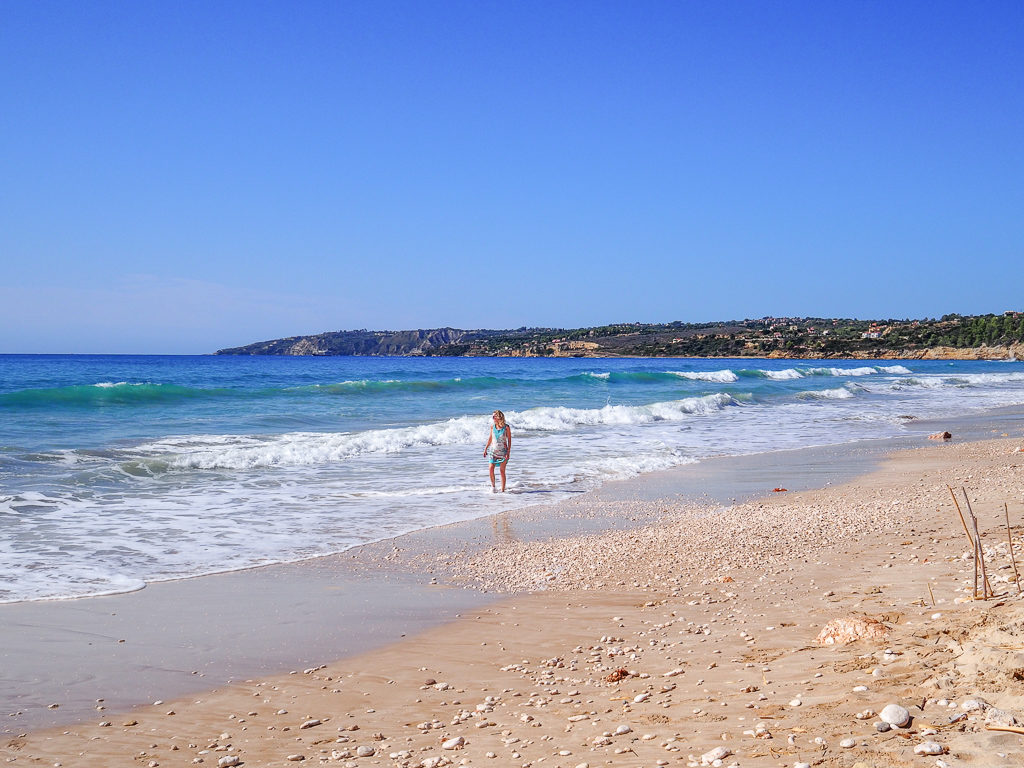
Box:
[874,721,890,733]
[299,718,321,729]
[839,737,856,748]
[217,758,240,768]
[984,708,1019,727]
[788,699,802,707]
[913,741,945,755]
[700,746,731,765]
[614,724,632,735]
[441,737,463,750]
[961,697,989,712]
[879,703,911,727]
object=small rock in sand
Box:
[914,741,945,755]
[984,708,1019,727]
[217,757,240,768]
[814,615,888,645]
[960,697,989,712]
[441,737,464,750]
[700,746,731,765]
[879,704,911,727]
[356,745,376,756]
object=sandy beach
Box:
[5,432,1024,767]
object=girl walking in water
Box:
[484,410,512,492]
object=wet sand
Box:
[5,426,1024,766]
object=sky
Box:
[2,1,1022,353]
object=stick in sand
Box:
[972,535,979,601]
[1007,502,1022,596]
[948,486,974,547]
[927,582,936,607]
[963,487,991,599]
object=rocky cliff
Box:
[216,328,479,356]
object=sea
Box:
[2,354,1023,604]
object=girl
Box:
[483,410,512,492]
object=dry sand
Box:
[5,436,1024,767]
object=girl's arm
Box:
[484,429,492,455]
[505,426,512,456]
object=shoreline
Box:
[5,431,1024,765]
[2,404,1022,738]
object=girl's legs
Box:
[488,461,496,491]
[499,459,507,492]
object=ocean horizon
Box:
[3,353,1023,604]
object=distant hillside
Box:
[215,313,1024,359]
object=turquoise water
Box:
[2,354,1023,602]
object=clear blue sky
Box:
[2,1,1022,353]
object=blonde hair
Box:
[492,410,506,428]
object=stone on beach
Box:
[700,745,731,765]
[879,703,911,727]
[913,741,945,755]
[984,707,1019,727]
[814,615,888,645]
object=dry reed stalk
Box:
[964,487,991,599]
[986,725,1024,735]
[972,535,979,600]
[948,485,974,547]
[1007,502,1022,595]
[927,582,935,606]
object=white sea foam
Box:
[584,372,611,380]
[878,365,912,374]
[798,386,856,400]
[892,376,946,390]
[761,368,804,380]
[668,369,739,382]
[947,372,1024,385]
[152,394,738,470]
[807,366,879,377]
[578,451,699,479]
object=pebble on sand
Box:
[700,746,731,765]
[913,741,945,755]
[879,703,911,727]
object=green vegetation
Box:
[216,312,1024,358]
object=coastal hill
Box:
[215,312,1024,359]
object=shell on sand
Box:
[814,615,889,645]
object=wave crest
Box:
[151,394,739,470]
